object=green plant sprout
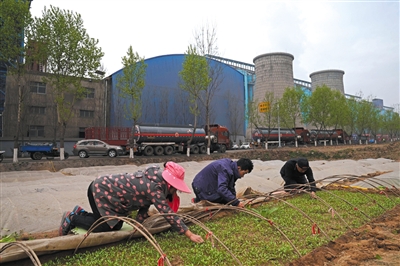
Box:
[15,190,400,266]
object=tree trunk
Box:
[13,83,23,163]
[59,123,66,160]
[129,121,136,159]
[13,138,19,163]
[206,117,211,155]
[187,115,198,157]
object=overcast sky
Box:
[30,0,399,108]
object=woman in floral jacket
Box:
[59,162,203,243]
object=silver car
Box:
[72,139,124,158]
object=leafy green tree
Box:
[335,97,351,144]
[344,97,360,144]
[179,45,210,156]
[193,23,224,154]
[368,107,381,144]
[326,90,348,145]
[279,86,307,147]
[392,107,400,140]
[382,106,400,141]
[246,100,258,139]
[28,5,103,160]
[116,46,147,158]
[355,98,375,144]
[249,92,278,149]
[302,85,334,145]
[331,93,351,144]
[0,0,31,66]
[0,0,32,162]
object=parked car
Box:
[72,139,124,158]
[240,142,251,149]
[231,144,239,150]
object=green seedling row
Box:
[13,191,400,266]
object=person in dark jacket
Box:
[280,158,317,198]
[59,162,204,243]
[191,158,254,207]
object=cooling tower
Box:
[253,52,295,100]
[309,69,345,94]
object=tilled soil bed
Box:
[1,141,400,265]
[288,204,400,266]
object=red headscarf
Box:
[167,184,180,212]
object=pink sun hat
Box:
[162,162,191,193]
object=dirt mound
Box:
[1,142,399,173]
[288,204,400,266]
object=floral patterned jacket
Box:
[91,165,188,233]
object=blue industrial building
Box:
[107,54,320,140]
[109,54,248,139]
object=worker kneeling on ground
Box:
[59,161,204,243]
[280,157,317,199]
[191,158,254,207]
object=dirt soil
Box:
[1,141,400,173]
[2,141,400,265]
[287,204,400,266]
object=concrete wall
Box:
[253,52,295,100]
[3,71,105,139]
[310,69,345,93]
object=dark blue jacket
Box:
[192,158,240,206]
[280,159,316,192]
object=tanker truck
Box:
[84,124,231,156]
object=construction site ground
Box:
[1,141,400,265]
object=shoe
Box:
[59,211,73,236]
[72,205,85,215]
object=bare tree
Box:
[140,86,153,123]
[173,89,191,125]
[158,88,170,123]
[227,90,245,144]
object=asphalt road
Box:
[0,148,251,164]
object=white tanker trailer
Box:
[133,124,231,156]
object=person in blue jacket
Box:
[191,158,254,207]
